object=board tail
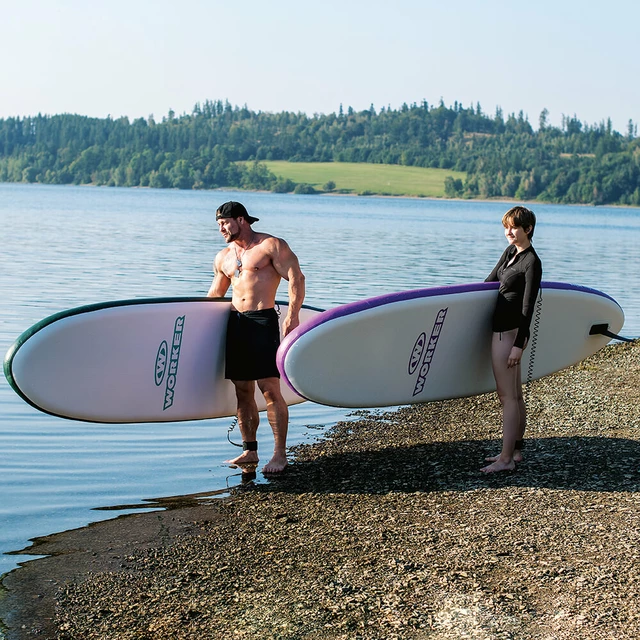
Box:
[589,324,634,343]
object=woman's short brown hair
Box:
[502,206,536,239]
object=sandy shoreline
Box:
[1,341,639,639]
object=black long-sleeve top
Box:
[485,244,542,349]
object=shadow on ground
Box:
[90,436,640,513]
[264,436,640,495]
[27,436,637,522]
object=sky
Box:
[1,0,638,134]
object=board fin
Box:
[589,323,634,343]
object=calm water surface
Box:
[1,183,639,577]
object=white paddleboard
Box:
[277,282,625,408]
[4,298,322,423]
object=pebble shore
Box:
[1,341,639,639]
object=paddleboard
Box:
[277,282,625,408]
[4,298,322,423]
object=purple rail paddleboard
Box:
[277,282,624,408]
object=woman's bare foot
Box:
[225,450,259,466]
[262,451,288,474]
[480,459,516,473]
[485,450,523,464]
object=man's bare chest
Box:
[223,247,272,279]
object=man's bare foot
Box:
[480,459,516,473]
[485,451,523,464]
[262,452,288,474]
[225,450,259,466]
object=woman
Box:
[481,206,542,473]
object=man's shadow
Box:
[266,436,640,494]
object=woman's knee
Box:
[495,371,519,403]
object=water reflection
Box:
[91,476,256,514]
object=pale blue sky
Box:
[1,0,638,133]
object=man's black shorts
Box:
[225,308,281,381]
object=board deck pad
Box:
[277,282,625,408]
[4,298,322,423]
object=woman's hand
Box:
[508,346,523,368]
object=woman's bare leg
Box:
[482,330,522,473]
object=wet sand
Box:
[1,341,639,639]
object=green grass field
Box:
[261,161,465,198]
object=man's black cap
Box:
[215,201,259,224]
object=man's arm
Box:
[271,238,305,335]
[207,252,231,298]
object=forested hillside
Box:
[1,99,639,205]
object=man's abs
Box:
[230,270,281,312]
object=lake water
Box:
[1,183,639,578]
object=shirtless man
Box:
[207,201,305,473]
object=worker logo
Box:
[153,316,186,411]
[408,333,426,375]
[410,308,448,397]
[154,341,168,386]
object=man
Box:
[207,201,305,473]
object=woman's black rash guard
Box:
[485,244,543,349]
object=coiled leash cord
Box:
[227,417,258,453]
[227,416,243,447]
[526,291,542,389]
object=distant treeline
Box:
[1,99,639,205]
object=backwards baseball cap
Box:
[215,201,259,224]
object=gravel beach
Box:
[1,340,639,639]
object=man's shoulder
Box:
[256,231,279,241]
[257,233,288,250]
[215,245,233,260]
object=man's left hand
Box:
[283,315,300,337]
